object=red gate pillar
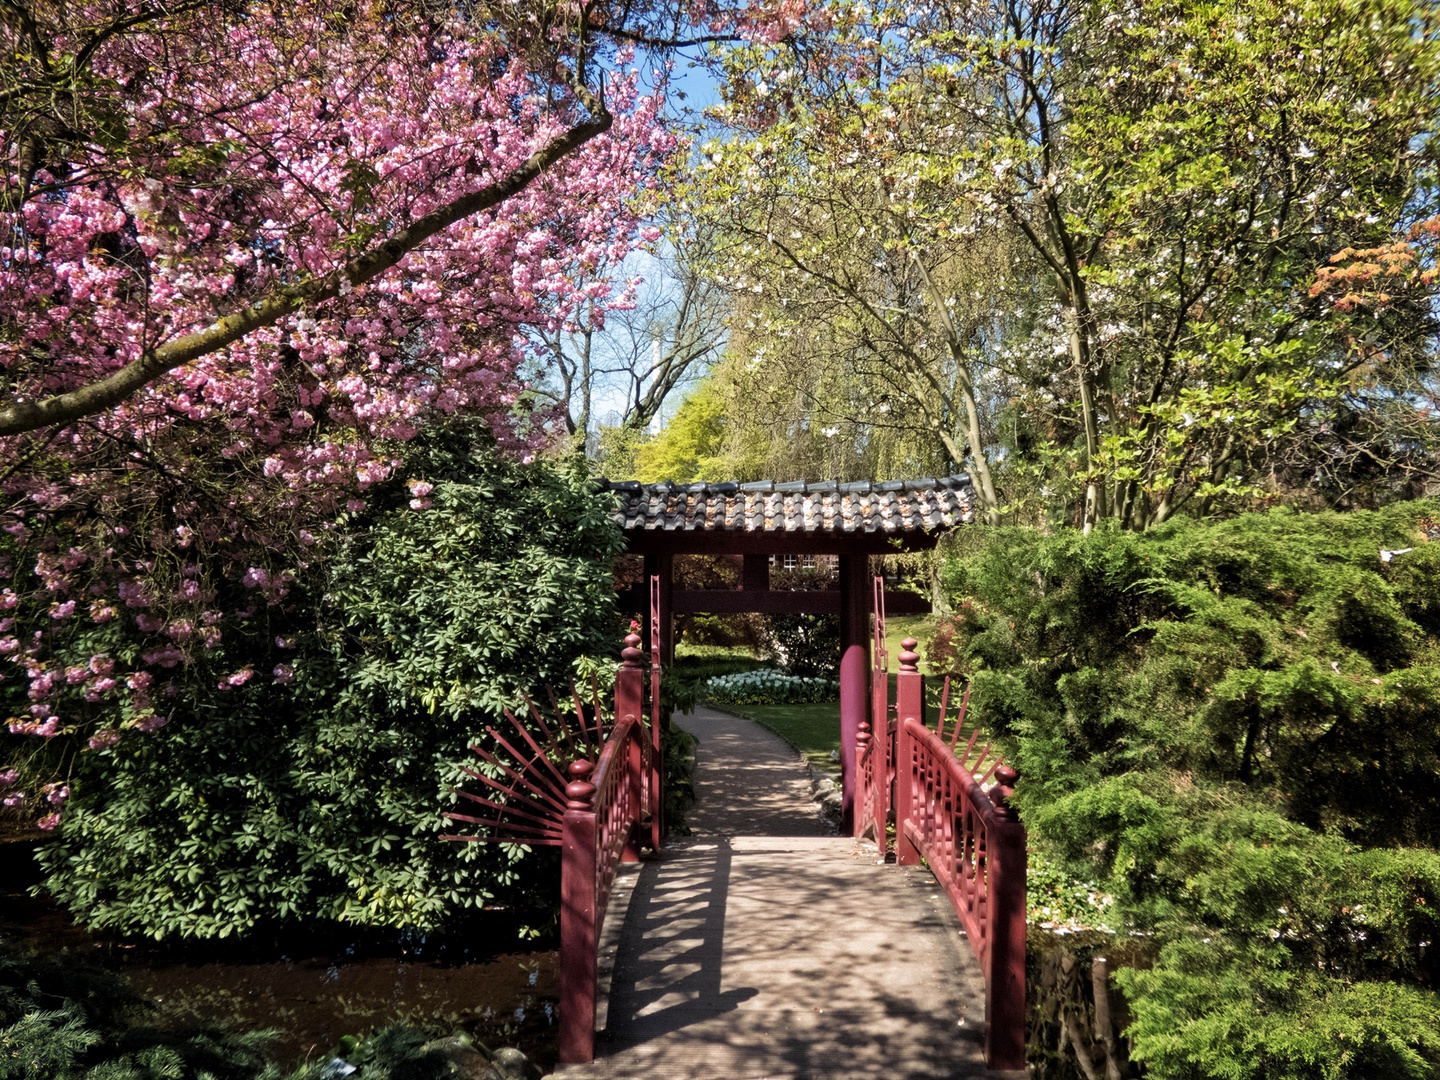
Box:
[837,554,870,834]
[741,553,769,591]
[616,633,645,862]
[894,638,922,866]
[559,759,598,1065]
[987,765,1028,1071]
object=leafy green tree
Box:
[688,0,1440,525]
[33,427,622,938]
[631,380,730,482]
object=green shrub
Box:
[36,428,623,938]
[941,501,1440,1078]
[760,614,840,678]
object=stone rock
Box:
[420,1035,490,1080]
[811,777,836,795]
[485,1047,542,1080]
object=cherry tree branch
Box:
[0,107,612,437]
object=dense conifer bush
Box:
[31,428,622,938]
[939,502,1440,1079]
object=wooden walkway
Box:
[559,707,1021,1080]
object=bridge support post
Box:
[894,638,922,866]
[617,633,645,862]
[643,554,674,666]
[559,759,598,1065]
[986,765,1028,1071]
[837,555,870,834]
[647,597,665,852]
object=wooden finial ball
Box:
[566,758,596,809]
[899,637,920,672]
[621,631,644,668]
[991,764,1019,817]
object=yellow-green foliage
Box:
[631,383,727,483]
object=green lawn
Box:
[713,700,842,776]
[875,614,938,673]
[674,642,763,664]
[709,673,984,781]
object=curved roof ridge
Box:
[595,475,974,535]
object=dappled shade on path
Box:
[559,707,1014,1079]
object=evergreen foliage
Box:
[33,428,623,938]
[940,501,1440,1078]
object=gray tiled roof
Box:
[596,476,974,533]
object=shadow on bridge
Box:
[588,833,992,1080]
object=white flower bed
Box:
[703,669,839,705]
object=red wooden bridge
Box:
[449,616,1026,1077]
[447,477,1027,1077]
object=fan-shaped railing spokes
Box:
[441,681,615,847]
[929,674,1005,785]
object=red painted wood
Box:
[649,577,664,852]
[894,640,922,867]
[892,642,1028,1071]
[854,718,875,844]
[615,587,932,616]
[837,555,870,834]
[556,635,660,1065]
[741,553,769,591]
[559,759,598,1065]
[616,635,645,863]
[986,766,1028,1071]
[642,554,674,665]
[862,577,890,857]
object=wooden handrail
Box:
[559,633,654,1065]
[893,640,1027,1072]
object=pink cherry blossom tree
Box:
[0,0,796,825]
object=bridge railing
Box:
[558,633,653,1064]
[892,639,1027,1072]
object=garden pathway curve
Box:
[555,705,1019,1080]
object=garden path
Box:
[556,706,1018,1080]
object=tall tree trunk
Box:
[911,252,1001,524]
[1067,310,1105,533]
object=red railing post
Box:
[649,577,664,850]
[895,638,922,866]
[855,718,873,843]
[559,759,598,1065]
[986,764,1027,1071]
[616,632,645,863]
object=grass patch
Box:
[713,700,842,776]
[874,613,938,674]
[673,645,773,684]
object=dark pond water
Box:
[1,838,560,1071]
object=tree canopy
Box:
[665,0,1440,525]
